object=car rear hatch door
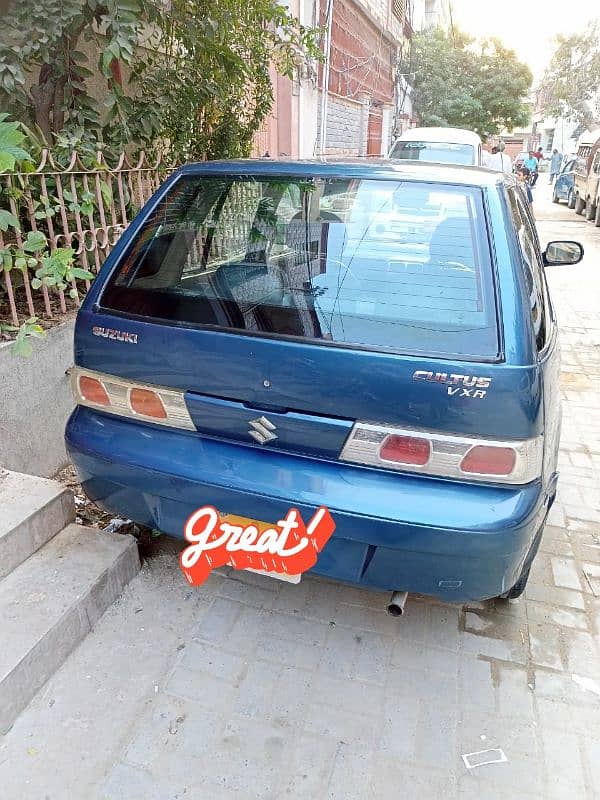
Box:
[79,168,540,461]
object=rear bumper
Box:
[66,407,551,602]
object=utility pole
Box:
[318,0,334,156]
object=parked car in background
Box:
[66,158,583,605]
[580,148,600,226]
[573,128,600,222]
[552,158,577,207]
[388,127,483,166]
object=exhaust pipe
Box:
[386,591,408,617]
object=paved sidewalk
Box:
[1,184,599,800]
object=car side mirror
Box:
[543,240,584,266]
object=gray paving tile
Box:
[413,701,458,770]
[551,557,583,590]
[199,716,290,799]
[180,640,247,682]
[326,742,374,800]
[528,622,564,670]
[372,753,457,799]
[458,713,543,796]
[391,640,459,675]
[539,728,587,800]
[303,700,379,748]
[280,732,338,799]
[526,601,590,631]
[164,664,236,710]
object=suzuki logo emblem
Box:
[248,416,278,445]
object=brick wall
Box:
[325,0,395,104]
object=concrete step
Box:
[0,523,140,734]
[0,469,75,580]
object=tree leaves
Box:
[541,23,600,126]
[0,114,32,172]
[0,0,320,162]
[406,28,532,139]
[0,209,20,232]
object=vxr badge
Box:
[412,370,492,400]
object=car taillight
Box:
[340,422,542,485]
[130,387,167,419]
[380,435,431,466]
[79,376,110,406]
[70,368,195,430]
[460,445,516,476]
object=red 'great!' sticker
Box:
[179,506,336,586]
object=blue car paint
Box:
[553,160,576,203]
[66,159,559,601]
[66,406,548,601]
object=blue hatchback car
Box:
[65,159,584,604]
[552,158,577,207]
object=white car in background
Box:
[388,127,483,167]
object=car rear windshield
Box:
[101,174,499,358]
[389,141,475,165]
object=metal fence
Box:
[0,150,166,327]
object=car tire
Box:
[499,565,531,600]
[595,200,600,227]
[575,194,585,215]
[567,189,576,209]
[552,188,559,203]
[585,199,596,221]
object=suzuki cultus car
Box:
[66,159,583,603]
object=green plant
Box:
[1,229,92,300]
[0,113,31,172]
[541,23,600,126]
[0,317,46,357]
[31,245,93,298]
[404,28,532,139]
[0,0,321,162]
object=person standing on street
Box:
[517,168,534,208]
[549,149,562,183]
[524,151,539,186]
[486,141,513,173]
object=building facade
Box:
[253,0,413,159]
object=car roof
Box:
[177,157,510,189]
[395,127,482,145]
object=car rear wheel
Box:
[552,187,559,203]
[499,565,531,600]
[567,189,576,209]
[585,199,596,221]
[595,200,600,227]
[575,194,585,215]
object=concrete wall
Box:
[0,320,75,478]
[298,84,320,157]
[316,94,367,155]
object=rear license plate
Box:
[219,513,302,584]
